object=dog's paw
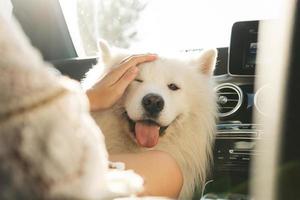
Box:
[105,169,144,198]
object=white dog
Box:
[83,41,218,199]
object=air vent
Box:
[215,83,243,117]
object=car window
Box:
[59,0,280,56]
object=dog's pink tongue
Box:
[135,122,160,148]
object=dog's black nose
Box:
[142,93,164,116]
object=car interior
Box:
[6,0,300,199]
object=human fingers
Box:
[120,53,157,64]
[108,54,156,84]
[112,66,139,95]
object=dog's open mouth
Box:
[125,114,168,148]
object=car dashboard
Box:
[200,21,261,200]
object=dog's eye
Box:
[134,78,143,83]
[168,83,180,91]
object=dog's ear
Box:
[98,39,111,64]
[197,49,218,76]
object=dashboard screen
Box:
[244,42,257,70]
[229,21,259,76]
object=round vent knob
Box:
[254,84,273,116]
[215,83,243,117]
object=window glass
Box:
[60,0,280,56]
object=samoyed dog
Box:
[83,41,217,199]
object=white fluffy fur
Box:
[0,15,144,199]
[83,41,218,199]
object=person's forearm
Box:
[109,150,183,198]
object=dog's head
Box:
[98,41,217,148]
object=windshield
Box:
[59,0,279,56]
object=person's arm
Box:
[109,151,183,198]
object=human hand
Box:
[86,54,157,111]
